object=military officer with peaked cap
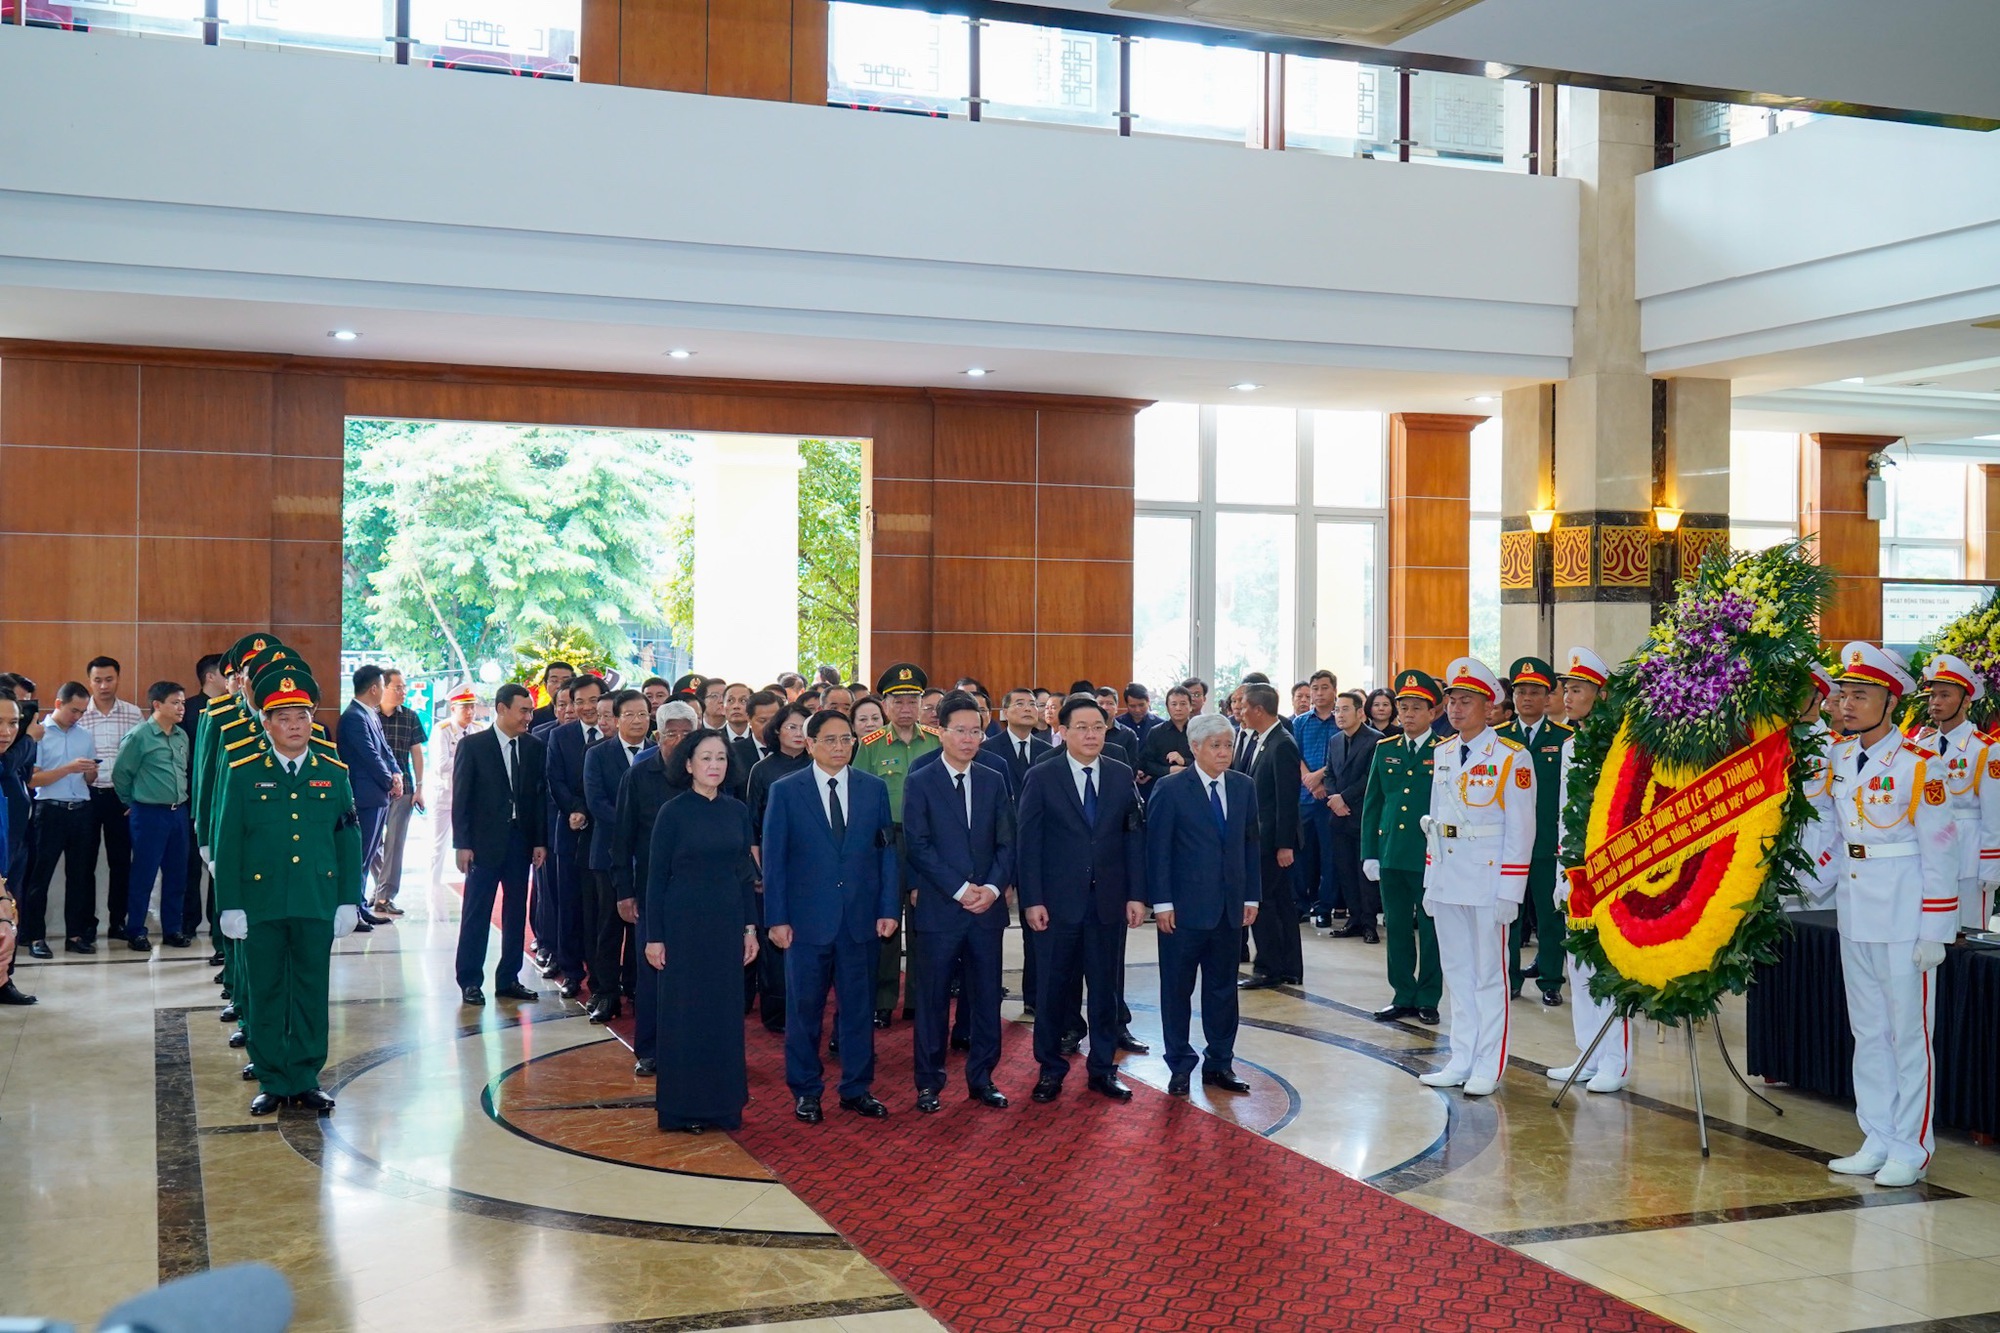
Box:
[1498,656,1572,1007]
[1915,653,2000,931]
[1360,669,1444,1024]
[213,662,363,1116]
[854,662,941,1024]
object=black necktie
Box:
[828,777,846,842]
[627,745,638,764]
[508,737,523,816]
[1018,739,1029,765]
[585,726,597,745]
[1460,743,1470,767]
[1856,751,1868,775]
[955,771,970,828]
[1082,766,1098,824]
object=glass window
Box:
[827,2,969,116]
[1129,36,1258,143]
[45,0,201,39]
[409,0,579,75]
[1407,69,1509,170]
[1134,402,1199,503]
[1316,520,1376,690]
[1469,418,1502,514]
[1730,431,1799,527]
[1887,460,1968,540]
[1468,517,1501,666]
[1134,514,1195,689]
[218,0,393,57]
[1731,523,1795,553]
[1311,411,1383,509]
[1214,406,1297,506]
[1890,545,1961,580]
[1214,512,1296,687]
[980,20,1117,130]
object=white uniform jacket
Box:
[1913,720,2000,888]
[1811,730,1960,945]
[1423,727,1537,908]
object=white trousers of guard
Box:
[1431,904,1510,1085]
[1958,875,1989,932]
[431,797,455,892]
[1840,936,1937,1171]
[1566,954,1629,1078]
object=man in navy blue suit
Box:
[580,688,649,1023]
[338,664,401,919]
[1145,712,1261,1097]
[544,673,607,1001]
[1016,695,1147,1104]
[763,709,901,1124]
[904,691,1015,1113]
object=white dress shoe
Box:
[1419,1069,1469,1088]
[1828,1152,1889,1176]
[1585,1071,1630,1094]
[1462,1076,1498,1097]
[1874,1161,1926,1188]
[1546,1063,1594,1083]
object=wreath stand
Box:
[1550,1007,1782,1157]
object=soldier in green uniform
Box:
[1497,656,1572,1006]
[853,662,941,1024]
[214,663,362,1116]
[1360,670,1445,1024]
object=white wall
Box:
[0,25,1579,381]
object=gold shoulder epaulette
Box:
[859,728,888,745]
[918,724,941,737]
[1497,735,1526,751]
[1376,733,1402,745]
[220,716,248,732]
[310,735,338,749]
[316,754,347,770]
[229,751,263,768]
[1904,739,1938,758]
[1552,719,1574,733]
[204,696,235,715]
[225,734,263,752]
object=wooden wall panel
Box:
[0,444,136,535]
[1387,412,1478,676]
[142,537,272,624]
[1036,486,1130,563]
[933,482,1034,559]
[708,0,793,100]
[0,534,138,622]
[0,358,137,448]
[139,452,272,539]
[586,0,826,104]
[1037,561,1132,636]
[1804,433,1892,644]
[869,554,933,634]
[789,0,828,104]
[932,559,1035,634]
[869,479,933,558]
[1037,410,1133,488]
[936,405,1037,483]
[619,0,705,93]
[137,366,274,454]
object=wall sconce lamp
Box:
[1653,506,1684,533]
[1527,509,1556,534]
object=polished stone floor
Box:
[9,829,2000,1332]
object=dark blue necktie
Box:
[1209,778,1226,833]
[1082,766,1098,825]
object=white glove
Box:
[1362,859,1381,882]
[333,904,359,939]
[1493,899,1520,927]
[220,910,248,940]
[1913,940,1947,972]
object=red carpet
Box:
[620,1016,1678,1332]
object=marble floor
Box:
[9,833,2000,1332]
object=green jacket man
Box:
[213,662,362,1116]
[1496,656,1573,1003]
[1359,669,1445,1020]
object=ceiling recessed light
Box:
[964,367,990,378]
[1841,376,1864,384]
[328,330,359,342]
[1230,382,1262,392]
[1978,434,2000,442]
[1469,395,1497,403]
[665,348,694,360]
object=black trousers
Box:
[580,867,624,1004]
[1248,851,1302,982]
[22,802,97,943]
[89,786,131,937]
[1033,917,1122,1081]
[914,922,1003,1092]
[754,891,786,1031]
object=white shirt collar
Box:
[941,755,975,779]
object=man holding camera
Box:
[21,683,102,957]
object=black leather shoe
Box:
[219,1004,239,1023]
[28,940,52,960]
[1332,925,1368,940]
[1541,991,1564,1008]
[634,1057,657,1078]
[494,985,539,1002]
[461,986,486,1006]
[293,1088,336,1115]
[164,933,195,949]
[1362,928,1380,945]
[589,999,622,1024]
[795,1095,823,1124]
[1416,1008,1441,1025]
[969,1085,1008,1109]
[1030,1077,1062,1103]
[206,951,226,967]
[249,1092,284,1116]
[241,1063,257,1081]
[840,1093,890,1119]
[65,938,95,955]
[0,981,36,1005]
[129,934,153,952]
[916,1089,942,1114]
[219,988,233,1001]
[1059,1033,1083,1056]
[105,926,127,942]
[1087,1074,1133,1102]
[1237,974,1281,990]
[1167,1073,1191,1097]
[1373,1004,1419,1022]
[1116,1031,1150,1054]
[213,969,228,985]
[950,1035,971,1051]
[559,979,583,1000]
[228,1029,247,1048]
[872,1009,893,1029]
[1203,1070,1252,1094]
[357,907,387,927]
[350,919,374,933]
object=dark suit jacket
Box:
[337,700,399,811]
[982,729,1051,796]
[546,720,597,821]
[1030,734,1134,774]
[1248,724,1303,854]
[911,744,1012,800]
[1015,754,1145,927]
[450,726,549,867]
[761,767,899,947]
[902,759,1015,934]
[583,737,643,872]
[1144,767,1260,931]
[609,744,673,914]
[1137,720,1194,783]
[1324,723,1383,830]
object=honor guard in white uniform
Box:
[1795,663,1841,909]
[1813,642,1959,1188]
[1418,658,1537,1097]
[1915,654,2000,931]
[1546,646,1630,1094]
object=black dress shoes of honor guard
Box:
[1203,1070,1252,1094]
[1373,1004,1419,1022]
[0,981,35,1005]
[1087,1073,1133,1102]
[1116,1030,1150,1054]
[241,1064,257,1081]
[461,986,486,1006]
[28,940,53,960]
[916,1089,943,1114]
[293,1089,336,1115]
[218,1004,239,1023]
[206,950,226,967]
[249,1093,284,1116]
[1417,1007,1441,1025]
[1167,1073,1191,1097]
[795,1095,823,1124]
[228,1029,247,1048]
[558,979,583,1000]
[969,1085,1008,1109]
[634,1057,657,1078]
[494,984,539,1002]
[840,1093,890,1119]
[1542,992,1564,1008]
[1363,926,1380,944]
[1031,1076,1063,1103]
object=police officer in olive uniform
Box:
[213,663,363,1116]
[853,663,941,1024]
[1497,656,1572,1006]
[1360,670,1444,1024]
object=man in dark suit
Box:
[1324,689,1385,943]
[762,709,900,1123]
[1237,684,1304,988]
[451,683,549,1006]
[529,661,575,731]
[544,674,607,999]
[526,682,568,976]
[608,730,676,1077]
[1145,712,1260,1095]
[984,688,1053,793]
[581,688,648,1023]
[903,691,1015,1112]
[1016,695,1147,1103]
[339,665,402,915]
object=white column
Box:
[693,434,799,683]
